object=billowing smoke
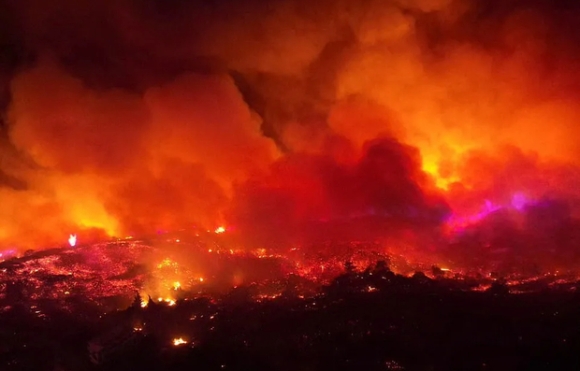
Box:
[5,61,278,246]
[228,136,449,249]
[1,0,580,271]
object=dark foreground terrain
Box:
[2,263,580,371]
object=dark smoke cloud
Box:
[228,136,449,248]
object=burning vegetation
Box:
[3,236,580,371]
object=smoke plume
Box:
[1,0,580,270]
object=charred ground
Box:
[2,240,580,371]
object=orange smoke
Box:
[3,61,278,247]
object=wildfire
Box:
[173,281,181,290]
[173,337,187,346]
[157,258,177,269]
[68,234,77,247]
[165,298,176,306]
[214,226,226,234]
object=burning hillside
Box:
[2,228,580,316]
[3,234,580,371]
[0,230,404,310]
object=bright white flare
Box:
[68,234,77,247]
[214,226,226,234]
[173,337,187,346]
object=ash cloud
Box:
[0,0,579,271]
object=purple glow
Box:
[484,200,500,213]
[511,193,527,210]
[447,200,503,230]
[0,249,16,260]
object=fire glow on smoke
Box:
[0,0,580,275]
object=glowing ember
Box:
[173,281,181,290]
[68,234,77,247]
[173,337,187,346]
[214,226,226,234]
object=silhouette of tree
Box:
[431,265,444,278]
[344,261,355,274]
